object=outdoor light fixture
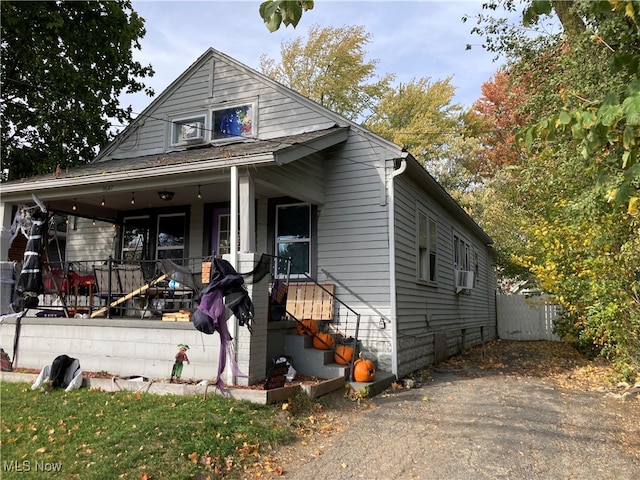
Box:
[197,185,202,199]
[131,192,135,205]
[72,199,77,211]
[158,191,175,201]
[101,196,106,206]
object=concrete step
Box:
[284,334,349,379]
[347,370,396,397]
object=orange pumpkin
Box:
[296,319,318,336]
[353,358,376,382]
[312,332,334,350]
[334,345,354,365]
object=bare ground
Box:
[243,340,640,480]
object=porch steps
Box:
[284,334,349,379]
[283,334,398,397]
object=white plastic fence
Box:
[496,294,561,341]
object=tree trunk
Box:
[552,0,586,38]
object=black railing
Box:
[273,256,362,382]
[32,256,208,318]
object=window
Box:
[170,114,206,146]
[156,213,186,261]
[217,214,231,255]
[453,234,470,271]
[276,204,311,277]
[417,210,437,282]
[212,104,254,140]
[122,217,150,262]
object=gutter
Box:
[389,156,407,377]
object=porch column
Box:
[239,173,256,253]
[0,202,14,260]
[227,166,239,385]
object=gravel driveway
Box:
[253,341,640,480]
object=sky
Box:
[120,0,523,121]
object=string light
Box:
[131,192,135,205]
[197,185,202,199]
[101,195,106,206]
[72,199,77,211]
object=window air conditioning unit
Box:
[179,122,204,142]
[455,270,475,293]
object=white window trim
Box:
[210,101,257,142]
[275,202,311,279]
[416,207,438,284]
[169,113,207,147]
[453,232,475,293]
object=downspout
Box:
[389,156,407,377]
[227,165,239,385]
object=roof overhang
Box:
[0,126,350,202]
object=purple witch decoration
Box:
[191,258,255,394]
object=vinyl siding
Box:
[66,218,115,261]
[109,52,335,158]
[392,172,496,377]
[314,136,394,370]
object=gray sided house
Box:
[0,48,496,385]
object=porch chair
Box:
[92,265,123,317]
[91,264,170,319]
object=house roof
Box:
[1,126,349,195]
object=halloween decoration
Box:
[263,356,296,390]
[296,318,318,336]
[170,344,190,382]
[353,357,376,382]
[192,257,254,393]
[312,331,334,350]
[15,209,47,309]
[334,345,354,365]
[31,354,83,392]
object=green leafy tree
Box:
[364,77,479,193]
[259,0,314,32]
[468,0,640,378]
[1,0,154,180]
[260,24,394,122]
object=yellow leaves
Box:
[628,196,639,216]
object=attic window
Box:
[171,115,206,145]
[212,104,254,140]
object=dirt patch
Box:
[244,340,640,479]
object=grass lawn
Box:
[0,381,296,479]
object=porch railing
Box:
[20,253,363,379]
[30,256,208,318]
[271,255,362,382]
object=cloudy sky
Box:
[120,0,528,121]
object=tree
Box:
[259,0,314,32]
[1,0,154,180]
[363,77,479,193]
[465,70,529,178]
[260,24,394,122]
[467,0,640,378]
